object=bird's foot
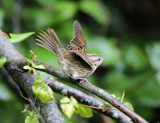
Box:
[78,78,88,83]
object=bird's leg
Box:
[78,78,88,84]
[68,76,72,82]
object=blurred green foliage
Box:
[0,0,160,122]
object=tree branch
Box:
[33,62,148,123]
[0,32,65,123]
[0,31,148,123]
[43,76,132,123]
[0,68,45,123]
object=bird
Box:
[36,21,104,79]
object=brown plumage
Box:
[36,21,104,79]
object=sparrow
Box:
[36,21,104,79]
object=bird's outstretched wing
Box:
[68,21,93,67]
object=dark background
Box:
[0,0,160,122]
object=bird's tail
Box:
[36,28,66,61]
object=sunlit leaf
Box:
[60,96,78,119]
[25,110,40,123]
[75,104,93,118]
[34,74,45,85]
[27,59,45,69]
[111,94,116,98]
[0,57,7,68]
[32,84,54,103]
[70,96,78,108]
[23,65,31,70]
[23,59,45,75]
[25,116,39,123]
[9,32,35,43]
[111,94,120,100]
[23,63,35,75]
[33,64,45,69]
[60,96,70,103]
[33,74,54,103]
[30,50,35,55]
[124,102,134,111]
[27,59,34,64]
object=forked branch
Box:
[0,32,65,123]
[34,61,148,123]
[0,32,148,123]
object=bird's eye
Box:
[98,58,101,61]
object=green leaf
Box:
[34,74,45,85]
[124,102,134,111]
[75,104,93,118]
[27,59,34,64]
[25,116,39,123]
[111,94,116,98]
[33,64,45,69]
[26,59,45,69]
[32,74,54,103]
[111,94,120,100]
[25,110,40,123]
[30,50,35,55]
[23,59,45,75]
[60,96,70,103]
[32,84,54,103]
[23,65,31,70]
[60,96,78,119]
[27,59,45,69]
[9,32,35,43]
[0,57,7,68]
[70,96,78,108]
[23,63,35,75]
